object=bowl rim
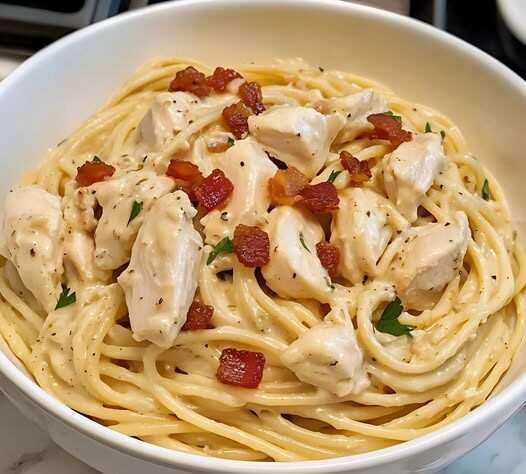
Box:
[1,0,526,471]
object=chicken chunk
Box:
[0,187,64,312]
[92,170,174,270]
[383,133,445,222]
[118,192,203,347]
[201,140,277,244]
[139,91,236,151]
[281,323,369,397]
[391,211,470,310]
[62,183,110,285]
[331,188,391,284]
[315,90,388,144]
[248,106,344,178]
[262,206,333,303]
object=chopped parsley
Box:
[227,137,235,148]
[383,111,402,123]
[127,200,143,225]
[327,170,342,184]
[55,286,76,310]
[424,122,432,133]
[299,232,310,253]
[481,178,491,201]
[376,297,412,336]
[207,237,233,265]
[440,130,446,142]
[92,155,102,163]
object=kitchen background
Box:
[0,0,525,473]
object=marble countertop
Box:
[0,394,523,474]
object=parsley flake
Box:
[425,122,432,133]
[227,137,235,148]
[92,155,102,163]
[327,170,342,184]
[127,200,143,225]
[376,297,413,336]
[55,286,76,310]
[440,130,446,142]
[383,111,402,123]
[481,178,491,201]
[299,232,310,253]
[207,237,233,265]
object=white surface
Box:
[498,0,526,45]
[0,1,526,474]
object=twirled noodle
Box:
[0,57,524,461]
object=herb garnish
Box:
[440,130,446,142]
[327,170,342,184]
[207,236,233,265]
[127,200,143,225]
[299,232,310,253]
[383,111,402,123]
[376,297,412,336]
[481,178,491,201]
[56,286,76,310]
[92,155,102,163]
[424,122,432,133]
[227,137,235,148]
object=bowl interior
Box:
[0,0,525,467]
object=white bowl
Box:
[1,1,526,473]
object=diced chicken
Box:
[248,106,344,178]
[118,192,203,347]
[201,140,277,244]
[315,90,388,144]
[281,323,369,397]
[391,211,470,311]
[383,133,445,222]
[0,187,64,312]
[92,170,174,270]
[62,183,110,284]
[138,91,236,151]
[331,188,391,284]
[262,206,333,303]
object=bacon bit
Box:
[232,224,270,268]
[207,67,243,92]
[300,182,339,213]
[367,113,412,148]
[216,348,266,388]
[239,81,265,115]
[222,102,251,139]
[76,159,115,186]
[182,301,214,331]
[268,167,308,205]
[316,242,340,279]
[166,160,203,202]
[193,169,234,212]
[168,66,210,97]
[340,151,372,186]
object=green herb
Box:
[440,130,446,142]
[92,155,102,163]
[55,287,76,310]
[127,200,143,225]
[376,297,412,336]
[481,178,491,201]
[327,170,342,183]
[207,237,233,265]
[383,111,402,123]
[425,122,432,133]
[299,232,310,253]
[227,137,235,148]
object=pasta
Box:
[0,57,524,462]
